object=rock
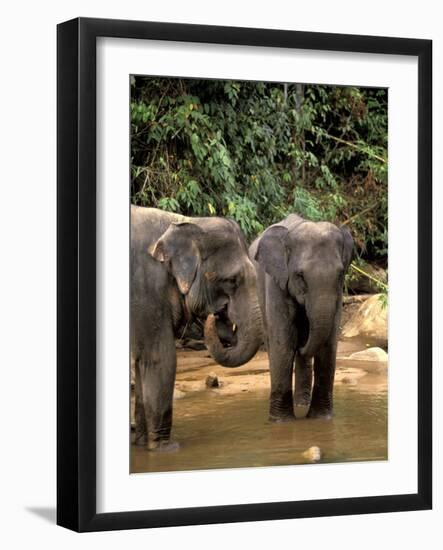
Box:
[341,294,387,348]
[174,389,186,399]
[205,372,220,388]
[341,376,358,385]
[302,446,322,462]
[335,366,367,384]
[349,347,388,362]
[347,264,387,294]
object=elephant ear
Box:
[150,222,204,294]
[255,225,289,290]
[340,225,354,271]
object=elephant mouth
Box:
[212,306,238,348]
[203,288,263,368]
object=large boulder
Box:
[341,293,387,348]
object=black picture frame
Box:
[57,17,432,532]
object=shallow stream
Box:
[131,350,387,473]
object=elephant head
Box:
[255,219,353,357]
[150,217,263,367]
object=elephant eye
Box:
[220,276,238,292]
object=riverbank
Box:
[171,337,387,399]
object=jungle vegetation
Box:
[130,77,388,269]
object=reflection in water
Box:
[131,372,387,473]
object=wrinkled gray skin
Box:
[131,206,262,450]
[250,214,353,421]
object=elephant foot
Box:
[148,439,180,452]
[269,392,295,423]
[268,413,296,423]
[134,435,148,446]
[132,429,148,446]
[307,407,333,420]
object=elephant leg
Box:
[134,357,147,446]
[139,323,179,451]
[268,347,296,421]
[307,341,337,419]
[294,353,313,407]
[266,279,297,422]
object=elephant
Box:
[131,205,263,450]
[249,214,353,422]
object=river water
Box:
[131,352,387,473]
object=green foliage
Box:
[131,77,388,263]
[378,290,388,310]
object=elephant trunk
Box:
[300,294,337,358]
[204,282,263,368]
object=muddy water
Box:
[131,348,387,473]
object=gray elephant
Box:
[131,206,262,450]
[250,214,353,421]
